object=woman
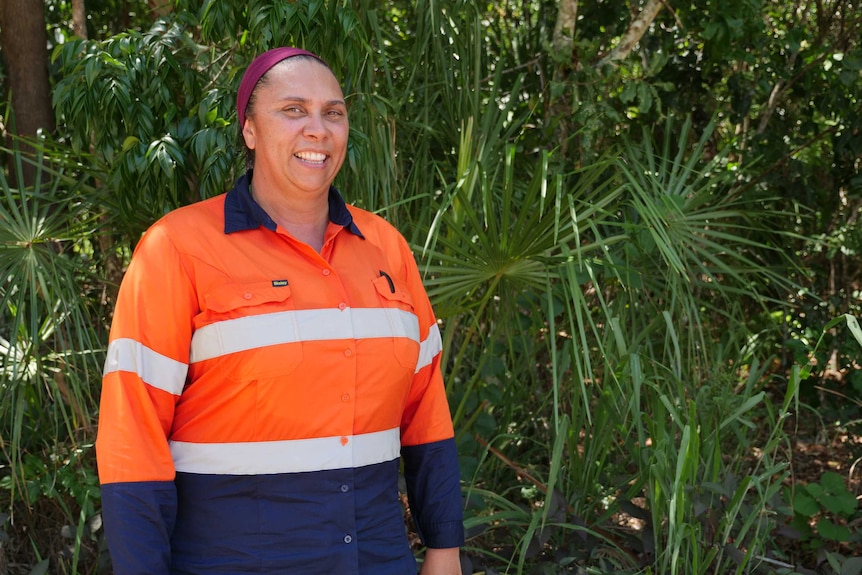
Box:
[96,47,464,575]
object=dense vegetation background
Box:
[0,0,861,573]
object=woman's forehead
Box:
[264,58,342,93]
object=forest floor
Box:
[772,373,862,571]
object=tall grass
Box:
[0,138,106,570]
[381,16,803,564]
[358,8,801,565]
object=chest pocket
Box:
[192,281,303,380]
[372,275,421,370]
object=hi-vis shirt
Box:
[96,172,464,575]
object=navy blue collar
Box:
[224,171,364,238]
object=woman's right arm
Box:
[96,223,197,574]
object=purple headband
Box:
[236,47,326,128]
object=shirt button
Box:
[344,349,352,357]
[340,436,349,446]
[343,534,352,544]
[340,484,349,493]
[341,394,350,402]
[243,292,252,300]
[322,269,331,276]
[338,302,347,311]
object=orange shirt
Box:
[96,174,463,574]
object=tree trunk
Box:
[0,0,55,187]
[72,0,87,39]
[594,0,664,68]
[553,0,578,58]
[149,0,173,17]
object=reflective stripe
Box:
[416,323,442,373]
[170,428,401,475]
[190,307,420,363]
[103,338,188,396]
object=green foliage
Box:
[0,136,108,573]
[0,141,103,474]
[791,471,858,543]
[51,21,237,235]
[44,0,154,44]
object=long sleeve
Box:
[402,438,464,548]
[397,239,465,549]
[99,482,177,574]
[96,221,197,574]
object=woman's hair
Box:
[238,53,332,171]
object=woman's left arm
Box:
[422,547,462,574]
[397,236,465,552]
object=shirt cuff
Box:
[420,519,466,549]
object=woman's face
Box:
[242,58,348,199]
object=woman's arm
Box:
[96,222,196,574]
[422,547,462,574]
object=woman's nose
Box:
[303,112,326,138]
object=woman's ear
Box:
[242,119,256,150]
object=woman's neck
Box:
[251,179,330,252]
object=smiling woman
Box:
[94,47,465,575]
[240,55,349,251]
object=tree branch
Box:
[756,52,827,135]
[594,0,664,68]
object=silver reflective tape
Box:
[190,307,420,363]
[170,427,401,475]
[103,337,188,396]
[416,323,442,373]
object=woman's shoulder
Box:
[147,194,227,234]
[346,204,404,239]
[163,194,227,225]
[137,194,228,251]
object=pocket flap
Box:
[372,274,413,306]
[204,281,293,313]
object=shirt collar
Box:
[224,171,364,238]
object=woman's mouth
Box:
[295,151,327,165]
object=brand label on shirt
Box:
[271,280,289,287]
